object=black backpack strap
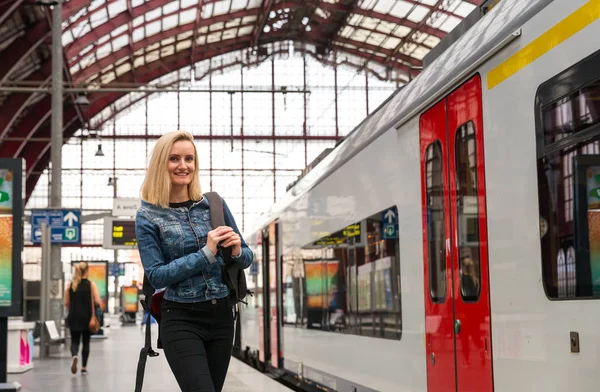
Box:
[204,191,233,262]
[134,276,159,392]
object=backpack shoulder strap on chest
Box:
[204,192,233,260]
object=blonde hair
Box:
[71,262,88,291]
[141,131,203,208]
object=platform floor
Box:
[7,320,291,392]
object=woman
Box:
[135,131,253,392]
[64,261,101,375]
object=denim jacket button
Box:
[211,299,217,304]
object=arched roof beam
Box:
[320,0,360,52]
[63,0,92,22]
[65,0,226,57]
[16,32,410,190]
[12,37,252,167]
[89,44,387,131]
[252,0,275,47]
[0,0,25,26]
[0,20,50,83]
[319,2,447,39]
[383,0,446,66]
[74,13,421,85]
[0,61,52,141]
[73,19,257,83]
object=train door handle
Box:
[430,353,435,366]
[455,319,461,334]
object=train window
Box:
[287,207,402,340]
[455,121,482,302]
[542,79,600,147]
[536,49,600,299]
[425,141,446,303]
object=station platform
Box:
[7,318,291,392]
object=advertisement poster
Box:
[586,167,600,294]
[0,169,13,308]
[122,286,139,313]
[304,260,340,309]
[73,261,109,312]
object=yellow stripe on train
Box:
[488,0,600,90]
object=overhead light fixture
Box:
[95,144,104,157]
[74,93,90,105]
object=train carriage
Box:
[235,1,600,391]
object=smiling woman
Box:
[135,130,254,392]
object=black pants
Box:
[70,330,91,366]
[161,297,235,392]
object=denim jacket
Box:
[135,196,254,303]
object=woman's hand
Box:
[220,231,242,257]
[206,226,234,255]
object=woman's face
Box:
[168,140,196,187]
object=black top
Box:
[169,199,194,208]
[67,279,93,332]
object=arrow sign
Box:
[384,209,397,224]
[63,211,78,226]
[31,209,81,244]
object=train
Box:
[233,0,600,391]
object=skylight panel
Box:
[145,8,162,23]
[162,14,179,30]
[434,15,462,32]
[90,8,108,29]
[113,35,129,52]
[132,28,144,43]
[146,20,162,37]
[133,16,144,28]
[180,9,197,25]
[108,0,127,18]
[163,1,180,15]
[213,0,233,17]
[176,40,192,52]
[406,5,429,23]
[238,26,253,37]
[389,2,413,19]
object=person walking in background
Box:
[64,261,101,375]
[136,130,253,392]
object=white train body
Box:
[239,1,600,391]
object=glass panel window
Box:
[425,142,446,303]
[455,121,481,302]
[537,52,600,299]
[542,80,600,147]
[290,206,402,340]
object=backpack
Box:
[134,191,252,392]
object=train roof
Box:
[244,0,554,237]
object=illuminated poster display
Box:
[121,286,139,313]
[72,261,109,312]
[586,166,600,294]
[0,170,13,308]
[304,260,340,309]
[0,159,23,317]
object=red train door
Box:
[419,75,493,392]
[260,222,282,369]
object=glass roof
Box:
[61,0,479,86]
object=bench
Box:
[44,320,65,345]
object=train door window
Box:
[425,141,447,303]
[536,49,600,299]
[455,121,482,301]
